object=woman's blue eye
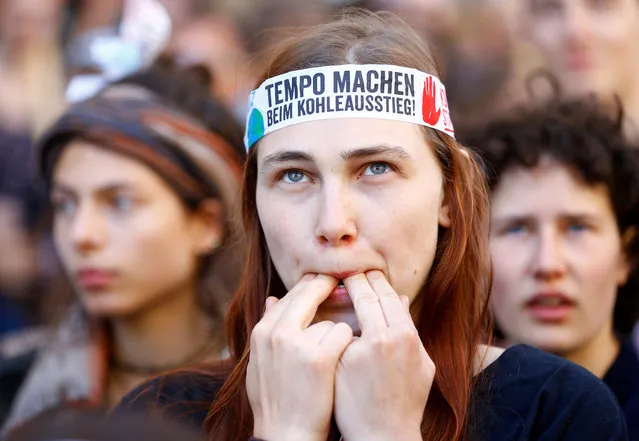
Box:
[52,198,76,215]
[363,162,390,176]
[505,224,528,235]
[112,195,134,211]
[281,170,308,184]
[567,223,588,233]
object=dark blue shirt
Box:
[114,345,628,440]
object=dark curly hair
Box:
[465,96,639,335]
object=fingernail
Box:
[366,270,384,280]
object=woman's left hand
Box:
[333,271,435,441]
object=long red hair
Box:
[203,9,492,441]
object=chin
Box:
[81,294,138,319]
[521,328,582,356]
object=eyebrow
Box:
[51,181,137,195]
[260,145,413,172]
[493,212,600,224]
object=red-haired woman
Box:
[115,10,627,441]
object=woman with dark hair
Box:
[115,10,626,441]
[468,96,639,438]
[0,64,246,436]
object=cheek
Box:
[52,223,70,262]
[119,214,197,284]
[256,194,305,288]
[530,22,564,51]
[489,239,528,306]
[571,240,623,308]
[374,193,440,300]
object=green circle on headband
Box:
[247,108,265,148]
[243,64,455,151]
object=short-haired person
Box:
[470,96,639,438]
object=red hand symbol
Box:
[422,76,441,126]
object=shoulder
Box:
[111,368,226,430]
[0,348,38,427]
[473,344,627,441]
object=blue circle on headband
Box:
[247,108,265,148]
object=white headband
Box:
[244,64,455,150]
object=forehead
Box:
[52,141,159,189]
[491,162,613,217]
[256,118,431,162]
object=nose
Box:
[314,183,357,247]
[563,4,592,43]
[532,227,566,281]
[69,204,107,254]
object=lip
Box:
[566,51,593,71]
[525,292,576,323]
[326,271,360,280]
[75,268,117,291]
[322,285,353,306]
[312,270,380,307]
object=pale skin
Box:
[51,141,224,406]
[490,160,630,378]
[520,0,639,137]
[247,118,503,441]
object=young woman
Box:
[518,0,639,139]
[469,97,639,438]
[0,65,246,435]
[115,11,627,441]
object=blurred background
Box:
[1,0,638,437]
[0,0,525,344]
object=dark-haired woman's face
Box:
[524,0,639,99]
[489,160,629,356]
[51,141,222,318]
[255,118,451,331]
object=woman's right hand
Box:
[247,274,354,441]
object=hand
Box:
[422,76,441,126]
[247,274,354,441]
[334,271,434,441]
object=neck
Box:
[561,321,619,379]
[109,284,218,372]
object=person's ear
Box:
[190,199,224,255]
[438,190,451,228]
[617,227,638,286]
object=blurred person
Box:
[364,0,530,141]
[518,0,639,139]
[236,0,334,55]
[155,0,212,31]
[469,96,639,438]
[0,0,67,338]
[165,14,256,123]
[5,407,198,441]
[115,11,626,441]
[362,0,457,37]
[0,63,246,436]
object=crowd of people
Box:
[1,0,638,440]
